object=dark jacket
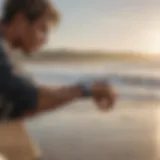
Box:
[0,39,38,121]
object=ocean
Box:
[25,61,160,101]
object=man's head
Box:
[1,0,60,54]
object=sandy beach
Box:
[25,99,160,160]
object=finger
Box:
[106,96,115,108]
[95,98,111,111]
[99,99,108,111]
[106,89,117,106]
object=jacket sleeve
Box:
[0,51,38,118]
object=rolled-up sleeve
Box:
[0,54,38,118]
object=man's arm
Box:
[0,52,86,119]
[0,52,116,120]
[23,81,116,119]
[22,85,84,118]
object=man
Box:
[0,0,116,121]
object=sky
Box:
[47,0,160,54]
[1,0,160,54]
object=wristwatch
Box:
[79,82,93,97]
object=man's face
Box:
[18,14,51,54]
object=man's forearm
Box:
[23,85,84,118]
[38,85,83,111]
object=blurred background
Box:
[2,0,160,159]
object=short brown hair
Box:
[1,0,60,25]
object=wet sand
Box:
[25,100,160,160]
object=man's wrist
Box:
[77,83,93,98]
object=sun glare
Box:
[146,30,160,54]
